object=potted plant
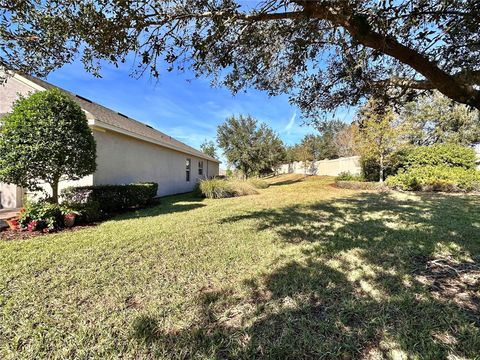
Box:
[63,211,78,228]
[6,218,19,231]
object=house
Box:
[0,73,219,208]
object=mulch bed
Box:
[0,223,98,241]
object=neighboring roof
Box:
[16,74,219,163]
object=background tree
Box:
[0,89,96,203]
[355,101,404,182]
[333,125,358,157]
[2,1,480,114]
[284,145,298,164]
[200,139,217,159]
[400,92,480,146]
[256,124,286,175]
[294,143,314,177]
[217,115,284,178]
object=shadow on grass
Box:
[267,176,306,187]
[112,193,206,221]
[131,192,480,358]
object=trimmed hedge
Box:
[62,182,158,217]
[386,166,480,192]
[403,144,477,170]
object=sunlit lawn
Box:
[1,174,479,359]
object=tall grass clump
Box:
[197,179,234,199]
[248,178,270,189]
[229,180,259,196]
[196,179,259,198]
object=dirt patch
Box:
[415,257,480,323]
[125,294,143,310]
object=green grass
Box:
[1,174,479,359]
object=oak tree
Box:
[217,115,284,177]
[1,0,480,116]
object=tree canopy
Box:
[354,100,405,182]
[216,115,285,177]
[1,0,479,116]
[200,139,217,159]
[0,89,97,203]
[400,92,480,146]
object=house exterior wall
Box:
[0,183,23,208]
[0,76,37,113]
[93,129,219,196]
[0,74,220,207]
[278,156,361,176]
[0,76,36,208]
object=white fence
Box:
[277,156,361,176]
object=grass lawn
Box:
[1,175,479,359]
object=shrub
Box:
[61,182,158,217]
[248,178,269,189]
[360,148,410,182]
[335,171,364,182]
[403,144,476,170]
[64,201,102,223]
[18,200,76,231]
[386,166,480,192]
[229,180,258,196]
[197,179,235,199]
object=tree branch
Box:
[374,77,434,90]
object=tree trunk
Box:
[50,181,59,204]
[379,154,384,183]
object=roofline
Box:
[13,73,220,163]
[90,119,220,162]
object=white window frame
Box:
[186,158,191,182]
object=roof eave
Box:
[89,119,220,163]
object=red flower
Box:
[27,220,38,232]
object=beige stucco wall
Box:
[93,129,219,196]
[0,76,37,113]
[278,156,361,176]
[0,183,24,208]
[28,176,94,203]
[0,76,36,208]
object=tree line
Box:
[203,92,480,180]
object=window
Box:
[198,161,204,176]
[186,158,191,181]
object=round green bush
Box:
[386,166,480,192]
[404,144,476,170]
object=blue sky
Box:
[46,60,354,165]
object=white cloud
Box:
[284,112,297,134]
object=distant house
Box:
[0,74,219,208]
